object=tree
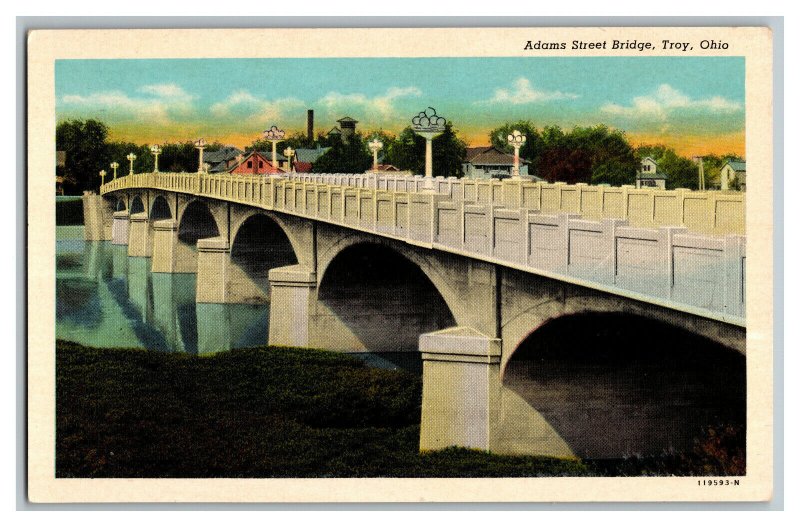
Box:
[311,133,372,174]
[383,123,467,177]
[56,119,110,193]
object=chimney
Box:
[307,109,314,143]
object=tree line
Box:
[56,118,743,194]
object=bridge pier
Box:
[151,220,179,273]
[127,213,152,257]
[418,327,502,452]
[111,211,129,245]
[196,237,230,303]
[267,265,317,348]
[82,192,112,241]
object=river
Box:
[55,225,420,373]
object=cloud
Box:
[138,83,194,100]
[317,86,422,120]
[480,78,579,105]
[209,90,305,121]
[60,84,197,125]
[601,84,742,119]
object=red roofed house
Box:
[229,151,284,175]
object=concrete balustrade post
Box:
[127,212,152,257]
[419,327,502,452]
[724,234,747,318]
[267,265,317,348]
[150,219,179,273]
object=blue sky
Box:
[56,57,745,155]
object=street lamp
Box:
[99,169,107,186]
[194,138,207,173]
[150,144,162,173]
[283,146,295,173]
[506,130,526,179]
[126,153,137,176]
[411,107,447,183]
[368,137,384,172]
[263,125,286,171]
[110,161,119,180]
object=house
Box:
[229,151,285,175]
[293,146,331,173]
[461,146,530,180]
[635,157,668,189]
[720,160,746,191]
[205,146,245,173]
[337,116,358,142]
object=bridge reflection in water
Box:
[56,226,268,355]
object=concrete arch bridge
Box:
[83,171,747,459]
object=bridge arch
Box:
[317,233,464,326]
[229,210,304,263]
[114,196,127,211]
[315,240,456,351]
[228,213,298,304]
[502,311,746,461]
[177,199,221,245]
[149,195,172,221]
[129,195,145,214]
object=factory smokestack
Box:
[307,109,314,144]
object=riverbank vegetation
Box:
[56,341,744,478]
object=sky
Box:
[55,57,745,157]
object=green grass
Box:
[56,341,588,478]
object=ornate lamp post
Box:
[110,161,119,180]
[150,144,162,173]
[411,107,447,183]
[194,138,207,173]
[283,146,295,173]
[126,153,137,176]
[506,130,526,179]
[368,137,384,172]
[99,169,107,187]
[263,125,286,171]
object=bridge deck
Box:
[100,172,746,326]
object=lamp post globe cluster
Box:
[150,144,162,173]
[411,107,447,182]
[126,153,137,176]
[283,146,295,173]
[110,161,119,180]
[194,138,207,173]
[506,129,526,179]
[368,137,384,172]
[263,125,286,172]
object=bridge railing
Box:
[274,172,747,235]
[100,171,746,323]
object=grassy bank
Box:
[56,341,587,478]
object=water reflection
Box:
[56,226,269,355]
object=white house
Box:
[720,160,746,191]
[462,146,531,180]
[636,157,668,189]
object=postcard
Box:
[27,25,774,503]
